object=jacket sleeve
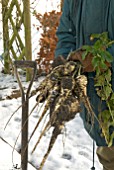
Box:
[55,0,76,58]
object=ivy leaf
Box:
[81,32,114,146]
[99,50,107,61]
[107,40,114,47]
[104,51,113,63]
[95,74,105,86]
[100,32,109,43]
[82,45,92,52]
[94,40,102,49]
[110,93,114,100]
[90,33,101,40]
[96,88,106,100]
[92,56,100,68]
[105,69,111,82]
[104,85,112,99]
[100,60,107,70]
[99,110,111,121]
[95,66,101,76]
[82,51,88,60]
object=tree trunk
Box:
[2,0,10,73]
[23,0,32,81]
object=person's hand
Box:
[67,49,94,72]
[51,55,66,69]
[67,49,111,73]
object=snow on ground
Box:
[0,138,36,170]
[0,73,102,170]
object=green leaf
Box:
[90,33,101,39]
[104,85,112,99]
[100,32,109,42]
[96,67,101,76]
[107,40,114,47]
[81,32,114,145]
[105,69,111,82]
[94,40,102,49]
[82,45,92,52]
[99,50,107,61]
[94,74,105,86]
[92,56,100,68]
[99,110,111,121]
[82,51,88,60]
[100,61,107,70]
[104,51,113,63]
[110,93,114,100]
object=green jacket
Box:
[55,0,114,146]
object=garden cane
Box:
[14,61,37,170]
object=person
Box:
[54,0,114,170]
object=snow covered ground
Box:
[0,73,103,170]
[0,138,36,170]
[0,0,103,170]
